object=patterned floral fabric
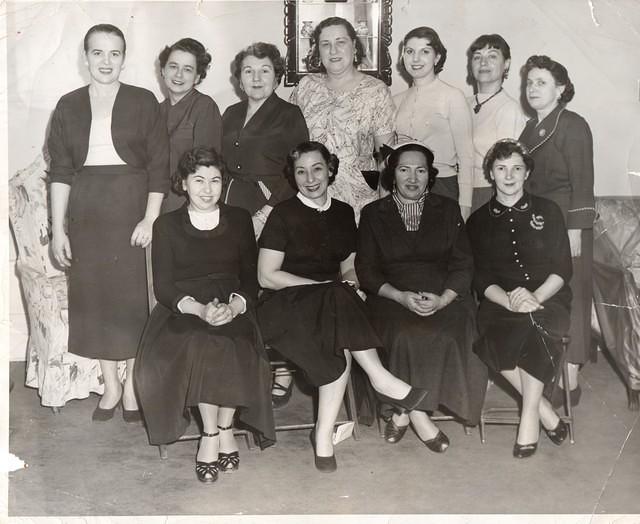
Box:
[9,155,125,407]
[291,74,394,220]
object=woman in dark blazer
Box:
[158,38,223,212]
[223,42,309,407]
[49,24,169,422]
[518,55,595,406]
[222,42,309,238]
[356,142,486,452]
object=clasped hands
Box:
[401,291,445,317]
[506,287,544,313]
[200,298,236,326]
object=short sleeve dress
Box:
[467,193,573,383]
[290,74,394,221]
[160,89,223,212]
[134,204,274,446]
[257,196,383,386]
[356,194,486,424]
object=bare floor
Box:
[8,354,640,517]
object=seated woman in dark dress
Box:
[257,141,427,472]
[135,147,274,483]
[356,142,486,453]
[467,139,571,458]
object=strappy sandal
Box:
[217,425,240,472]
[195,431,219,483]
[271,380,293,409]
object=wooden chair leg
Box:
[158,444,168,460]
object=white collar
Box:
[296,192,332,211]
[187,207,220,230]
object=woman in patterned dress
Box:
[290,17,394,221]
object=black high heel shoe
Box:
[376,387,428,413]
[419,430,449,453]
[513,441,538,459]
[309,429,337,473]
[217,425,239,472]
[195,431,219,483]
[384,417,409,444]
[544,419,568,445]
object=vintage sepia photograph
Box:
[3,0,640,522]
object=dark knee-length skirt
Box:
[257,281,383,387]
[67,165,148,360]
[474,297,571,384]
[135,301,275,446]
[367,295,487,425]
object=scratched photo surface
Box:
[4,1,640,522]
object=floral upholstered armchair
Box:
[9,155,125,409]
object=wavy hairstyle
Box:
[398,26,447,83]
[172,146,225,197]
[158,38,212,83]
[232,42,286,85]
[482,139,535,186]
[521,55,575,111]
[380,142,439,193]
[304,17,365,73]
[284,141,339,190]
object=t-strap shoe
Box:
[195,431,219,483]
[217,425,240,472]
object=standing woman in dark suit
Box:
[223,42,309,406]
[49,24,169,421]
[518,56,595,406]
[223,42,309,239]
[158,38,223,212]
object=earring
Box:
[503,68,509,80]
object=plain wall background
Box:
[7,0,640,360]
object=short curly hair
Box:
[465,34,511,91]
[158,38,212,83]
[304,17,366,73]
[398,26,447,82]
[171,146,225,198]
[521,55,575,105]
[232,42,285,85]
[380,142,439,193]
[482,139,535,186]
[284,141,339,190]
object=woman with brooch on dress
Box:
[49,24,168,423]
[518,55,595,407]
[465,34,527,212]
[158,38,222,212]
[467,139,571,458]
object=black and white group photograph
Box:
[3,0,640,522]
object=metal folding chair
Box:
[479,335,575,444]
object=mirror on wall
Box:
[283,0,393,86]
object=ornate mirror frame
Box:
[284,0,393,87]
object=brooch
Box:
[530,213,544,230]
[538,128,546,137]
